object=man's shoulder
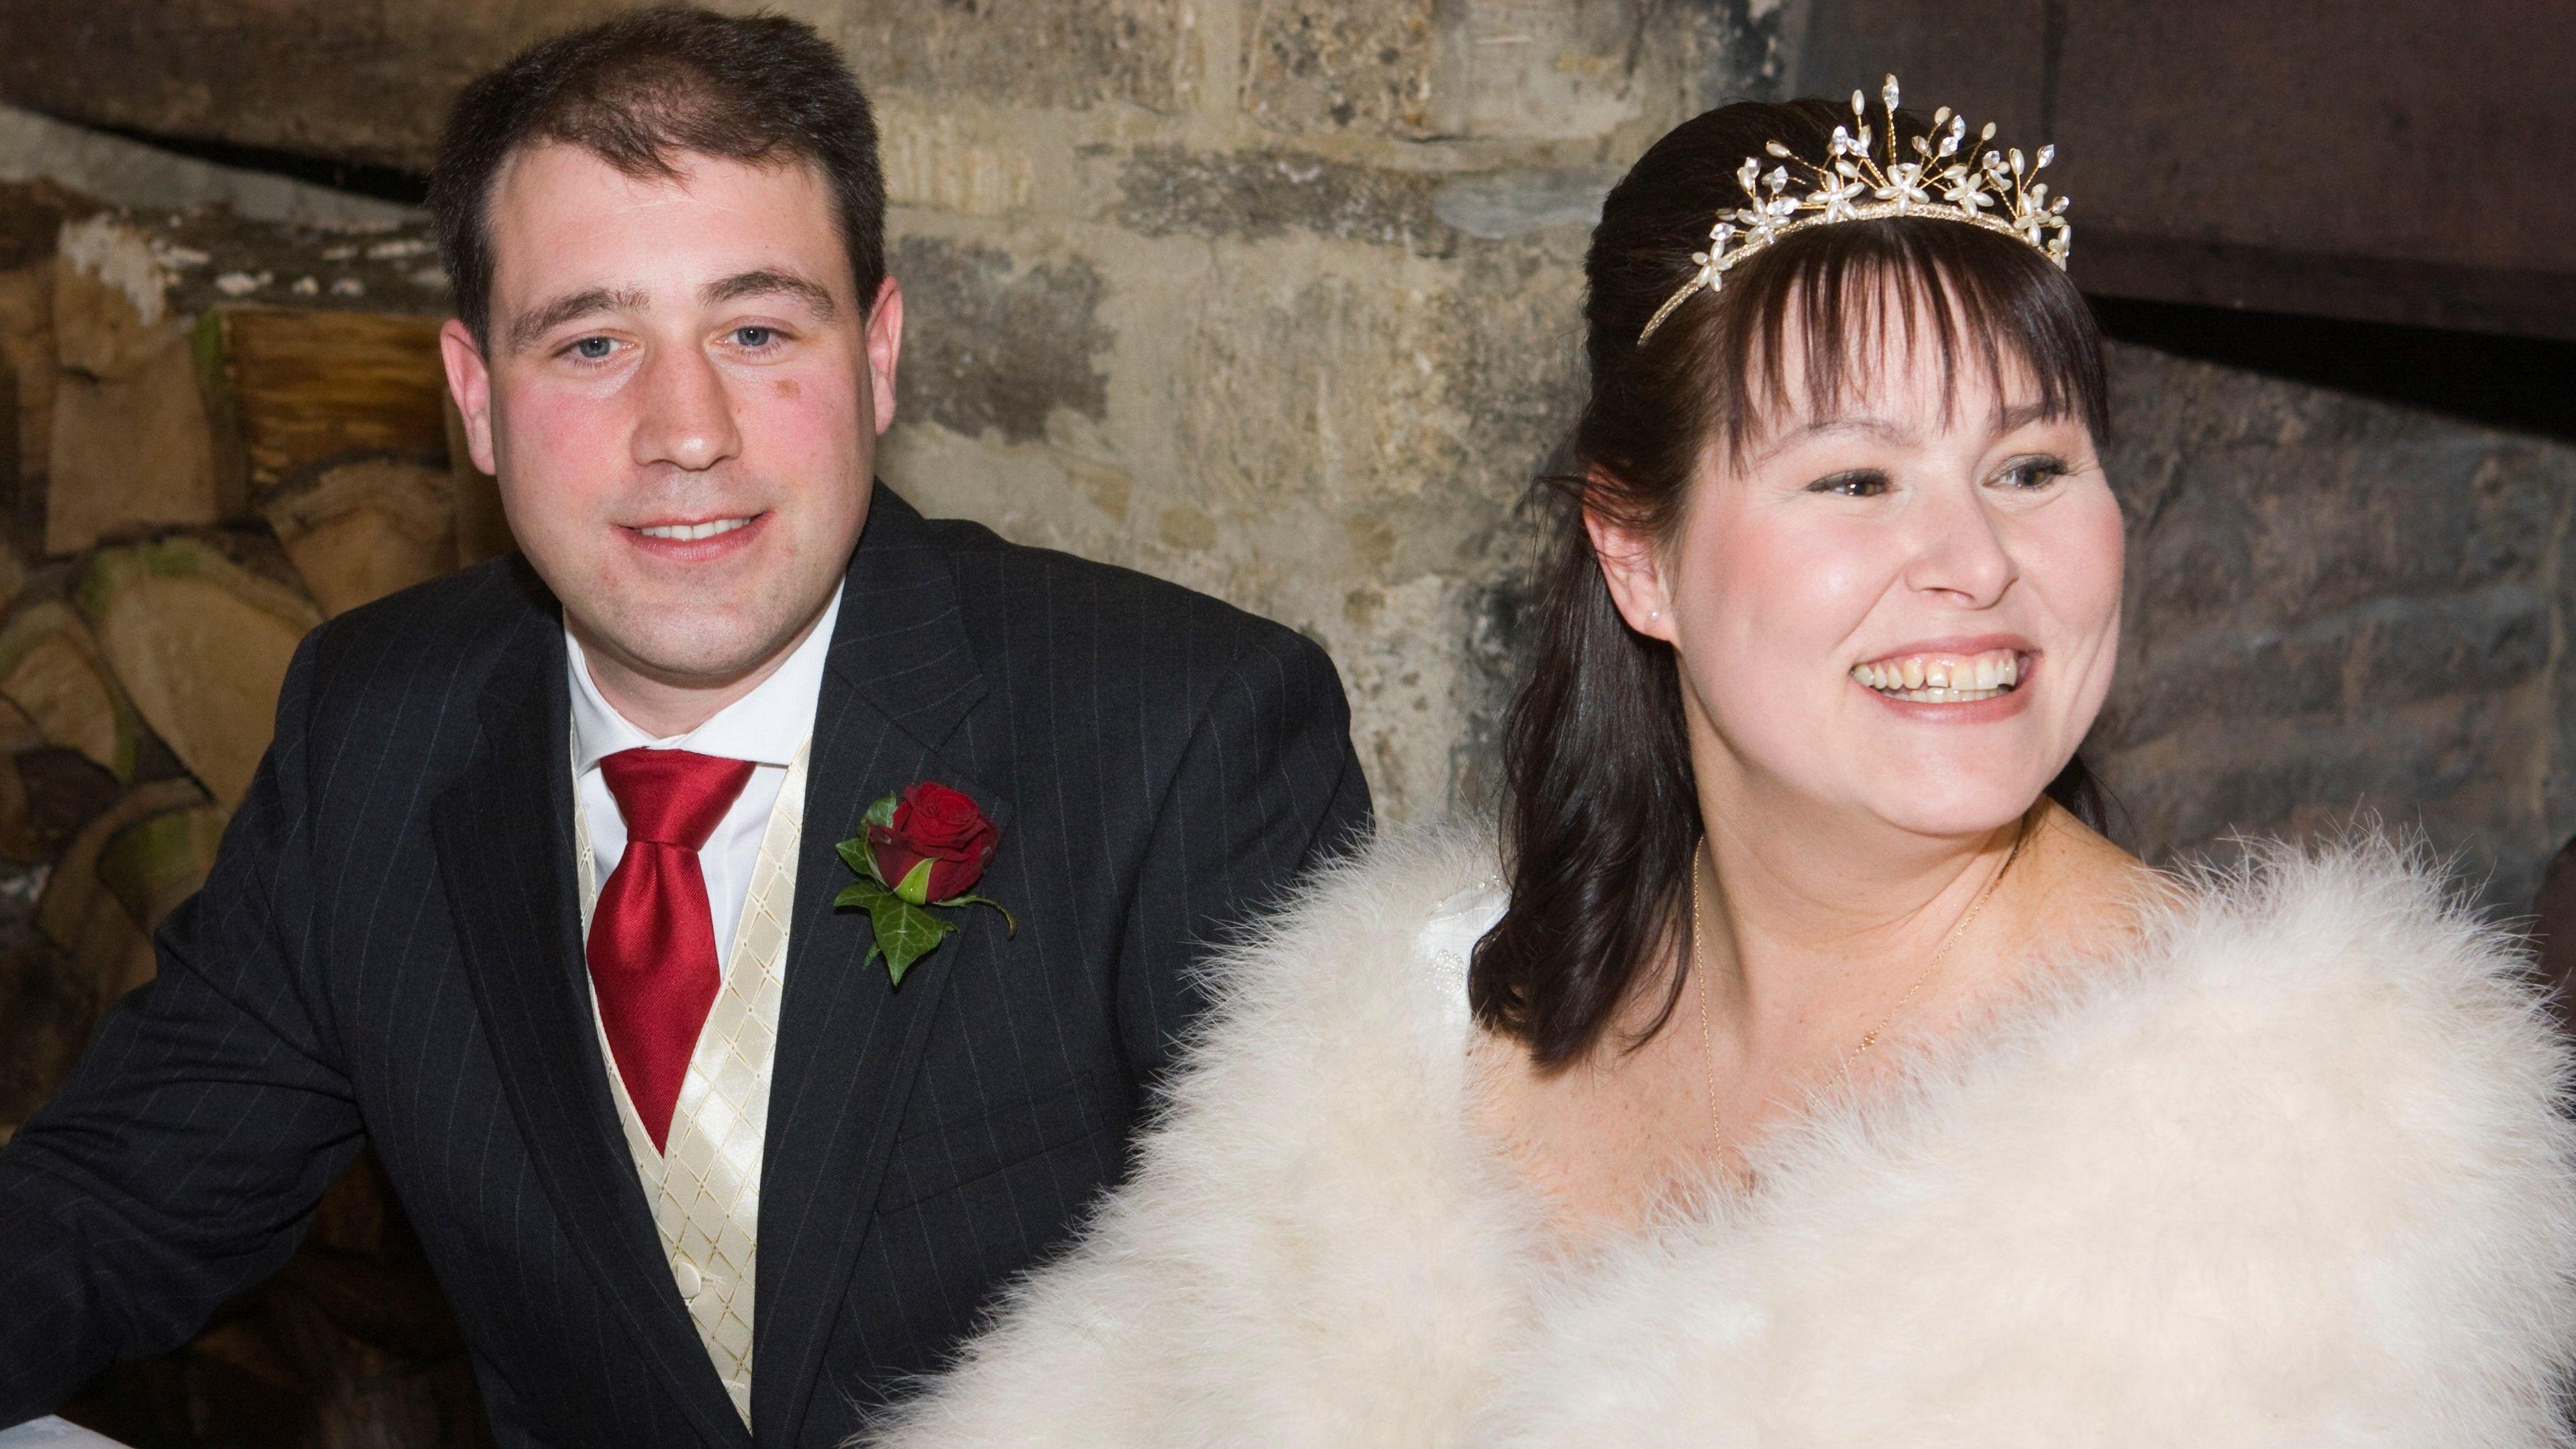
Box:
[918,513,1328,687]
[297,555,554,713]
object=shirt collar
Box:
[566,582,843,775]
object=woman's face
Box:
[1593,311,2124,843]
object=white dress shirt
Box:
[565,585,842,959]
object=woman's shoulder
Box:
[2121,833,2561,1077]
[1486,836,2576,1443]
[1185,824,1505,1059]
[1952,830,2572,1189]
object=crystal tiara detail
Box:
[1634,74,2073,345]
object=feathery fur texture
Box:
[865,830,2576,1446]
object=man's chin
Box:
[574,609,821,690]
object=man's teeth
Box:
[1850,649,2022,703]
[637,517,752,541]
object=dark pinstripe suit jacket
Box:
[0,488,1371,1447]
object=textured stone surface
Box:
[0,0,631,172]
[892,236,1111,445]
[1116,148,1452,252]
[2,0,2562,884]
[1242,0,1439,135]
[0,0,1185,174]
[2094,343,2576,908]
[820,0,1189,113]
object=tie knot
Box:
[598,749,756,850]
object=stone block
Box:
[0,0,632,172]
[2097,692,2543,877]
[1432,167,1623,240]
[1238,0,1734,142]
[1422,0,1653,141]
[890,235,1110,445]
[1242,0,1438,136]
[1116,148,1450,253]
[0,0,1187,174]
[2099,583,2551,752]
[825,0,1189,113]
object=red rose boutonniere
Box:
[835,782,1016,985]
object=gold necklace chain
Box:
[1687,814,2029,1138]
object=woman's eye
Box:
[733,325,777,349]
[1808,470,1890,498]
[570,336,615,362]
[1999,455,2070,490]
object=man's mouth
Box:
[1849,647,2025,704]
[633,516,757,541]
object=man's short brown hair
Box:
[430,5,885,350]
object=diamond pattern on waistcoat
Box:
[579,739,808,1426]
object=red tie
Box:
[588,747,755,1152]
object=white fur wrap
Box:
[867,832,2576,1446]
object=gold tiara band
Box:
[1635,75,2072,346]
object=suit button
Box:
[672,1257,704,1300]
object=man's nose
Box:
[630,345,743,472]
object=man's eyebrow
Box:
[508,285,649,354]
[698,268,837,319]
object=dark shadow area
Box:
[76,118,430,207]
[2090,294,2576,445]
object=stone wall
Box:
[845,0,1789,822]
[2098,344,2576,909]
[3,0,2571,883]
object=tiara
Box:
[1635,74,2073,345]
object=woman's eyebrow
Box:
[1747,415,1913,465]
[1991,400,2061,433]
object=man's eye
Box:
[733,325,777,349]
[571,336,615,361]
[1999,455,2070,490]
[1809,470,1890,498]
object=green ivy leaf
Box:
[835,837,876,884]
[867,896,954,987]
[836,805,1012,988]
[834,876,893,911]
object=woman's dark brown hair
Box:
[1469,97,2112,1071]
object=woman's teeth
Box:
[1851,648,2021,703]
[637,517,752,541]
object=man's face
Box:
[441,144,901,700]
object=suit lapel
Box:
[431,592,752,1449]
[751,491,1001,1445]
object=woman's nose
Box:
[1903,488,2016,606]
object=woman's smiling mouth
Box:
[1850,647,2027,704]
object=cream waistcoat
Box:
[576,741,808,1427]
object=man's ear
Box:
[439,319,498,476]
[863,274,904,437]
[1582,472,1678,643]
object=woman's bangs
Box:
[1711,221,2108,468]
